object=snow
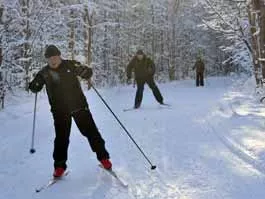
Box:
[1,76,265,198]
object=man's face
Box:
[47,56,61,69]
[137,54,144,60]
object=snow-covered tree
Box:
[0,0,251,90]
[198,0,253,80]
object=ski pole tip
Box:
[30,149,36,154]
[151,165,156,170]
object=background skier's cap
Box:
[45,45,61,58]
[136,50,144,55]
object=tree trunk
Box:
[0,5,3,68]
[83,5,93,66]
[22,0,31,91]
[259,1,265,79]
[248,2,260,84]
[151,4,155,59]
[69,9,75,60]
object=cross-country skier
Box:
[29,45,112,177]
[126,50,164,108]
[0,72,5,108]
[193,52,205,87]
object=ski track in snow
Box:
[1,76,265,199]
[201,77,265,176]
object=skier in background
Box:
[193,52,205,87]
[0,72,5,109]
[29,45,112,177]
[126,50,164,109]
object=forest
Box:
[0,0,264,93]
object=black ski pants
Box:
[52,109,109,169]
[196,72,204,87]
[135,77,163,108]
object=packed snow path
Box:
[1,76,265,199]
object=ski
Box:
[98,165,128,188]
[123,107,136,112]
[35,170,70,193]
[160,103,171,107]
[124,103,171,112]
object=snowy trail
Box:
[1,77,265,199]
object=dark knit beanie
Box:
[136,50,144,55]
[44,45,61,58]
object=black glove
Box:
[28,74,44,93]
[28,82,39,93]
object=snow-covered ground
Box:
[1,76,265,199]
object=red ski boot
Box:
[100,159,112,170]
[53,167,65,178]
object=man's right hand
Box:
[28,82,40,93]
[28,73,45,93]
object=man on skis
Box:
[193,52,205,87]
[29,45,112,178]
[0,72,5,108]
[126,50,164,108]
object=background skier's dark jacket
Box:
[29,60,92,113]
[127,55,155,80]
[193,59,205,73]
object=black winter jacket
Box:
[127,55,155,80]
[29,59,92,114]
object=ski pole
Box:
[90,84,156,170]
[30,93,38,154]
